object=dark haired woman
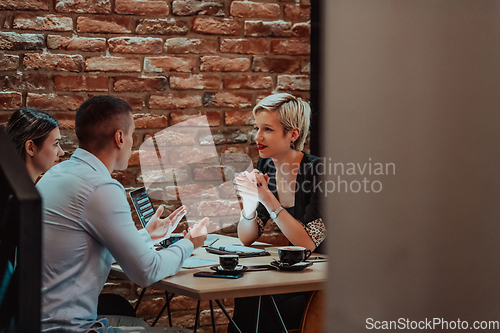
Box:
[7,107,64,182]
[1,108,64,328]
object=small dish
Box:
[210,265,247,273]
[270,260,313,271]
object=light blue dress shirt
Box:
[37,148,194,332]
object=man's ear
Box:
[25,140,36,158]
[114,130,124,149]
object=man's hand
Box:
[145,205,186,241]
[184,217,209,249]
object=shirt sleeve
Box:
[81,183,193,288]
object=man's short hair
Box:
[252,93,311,151]
[75,96,133,152]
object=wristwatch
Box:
[270,206,284,220]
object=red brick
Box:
[271,39,310,55]
[245,20,293,37]
[0,91,22,110]
[116,95,144,111]
[54,75,109,91]
[23,53,84,72]
[134,113,168,129]
[27,93,84,111]
[200,129,247,145]
[193,166,225,181]
[108,37,162,55]
[128,150,140,167]
[85,56,141,72]
[114,76,166,92]
[153,129,197,147]
[136,18,189,35]
[144,56,196,73]
[13,14,72,31]
[47,35,106,52]
[220,38,267,55]
[172,0,224,16]
[221,145,251,163]
[149,93,202,109]
[230,1,280,19]
[170,74,221,90]
[284,4,310,20]
[55,0,111,13]
[200,56,250,72]
[165,38,217,54]
[0,113,12,125]
[168,147,218,166]
[301,59,310,73]
[1,0,48,10]
[77,16,132,33]
[200,308,231,326]
[170,111,220,126]
[225,110,254,126]
[199,200,240,217]
[277,74,310,91]
[2,73,51,91]
[115,0,168,15]
[167,183,218,201]
[112,169,137,186]
[52,112,75,129]
[223,74,272,90]
[204,92,252,108]
[192,17,241,36]
[252,56,300,73]
[0,54,18,70]
[292,22,310,37]
[0,32,44,51]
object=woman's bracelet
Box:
[241,210,257,220]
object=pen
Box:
[205,237,219,247]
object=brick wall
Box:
[0,0,310,331]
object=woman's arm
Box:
[259,189,317,251]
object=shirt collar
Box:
[71,148,111,177]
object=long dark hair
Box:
[6,108,59,161]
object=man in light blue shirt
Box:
[37,96,208,332]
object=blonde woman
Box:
[230,93,326,333]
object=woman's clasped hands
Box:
[233,169,270,217]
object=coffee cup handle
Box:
[305,250,312,260]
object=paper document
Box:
[183,257,218,269]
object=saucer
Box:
[270,260,313,271]
[210,265,247,273]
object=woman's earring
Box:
[290,141,296,149]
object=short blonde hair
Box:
[252,93,311,151]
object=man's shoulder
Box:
[37,157,123,196]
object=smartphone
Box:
[193,271,244,279]
[129,187,155,228]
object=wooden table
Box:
[109,235,327,332]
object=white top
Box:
[37,148,194,332]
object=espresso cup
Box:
[220,254,239,270]
[278,246,312,265]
